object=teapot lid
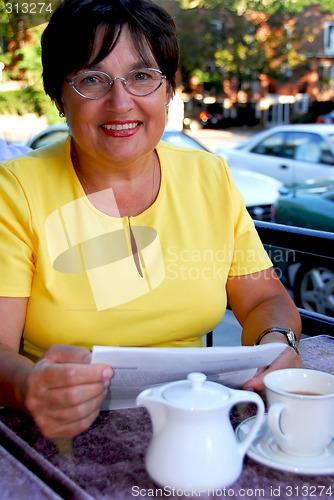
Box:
[162,372,229,409]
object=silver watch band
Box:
[255,327,300,354]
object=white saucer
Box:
[236,415,334,475]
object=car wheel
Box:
[293,262,334,317]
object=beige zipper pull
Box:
[128,218,143,278]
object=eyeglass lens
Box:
[71,68,164,98]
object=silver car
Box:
[216,124,334,186]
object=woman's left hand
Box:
[242,346,304,399]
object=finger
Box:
[39,375,110,409]
[41,344,92,364]
[35,389,108,439]
[243,347,303,393]
[27,361,113,399]
[46,408,100,439]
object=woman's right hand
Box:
[24,344,113,439]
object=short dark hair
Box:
[41,0,179,104]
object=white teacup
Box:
[264,368,334,457]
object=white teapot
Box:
[136,372,264,491]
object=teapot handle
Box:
[228,389,265,456]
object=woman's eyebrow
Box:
[88,61,158,72]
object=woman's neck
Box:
[71,143,160,217]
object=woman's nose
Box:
[105,79,133,111]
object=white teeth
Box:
[102,122,138,131]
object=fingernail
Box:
[103,367,113,380]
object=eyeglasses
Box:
[64,68,166,99]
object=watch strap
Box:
[255,327,300,354]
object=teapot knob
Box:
[187,372,207,390]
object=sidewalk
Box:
[187,126,260,152]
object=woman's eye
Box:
[133,72,150,81]
[80,74,103,86]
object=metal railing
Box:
[207,221,334,347]
[254,221,334,337]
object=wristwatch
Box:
[255,327,300,354]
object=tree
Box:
[0,7,59,123]
[178,0,333,14]
[1,0,332,100]
[158,0,333,97]
[15,25,44,88]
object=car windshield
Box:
[30,130,69,149]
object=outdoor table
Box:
[0,335,333,499]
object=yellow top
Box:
[0,138,272,360]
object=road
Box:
[186,126,257,152]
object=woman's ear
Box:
[55,99,65,118]
[165,84,174,108]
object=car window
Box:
[287,132,334,165]
[250,132,293,158]
[292,133,321,163]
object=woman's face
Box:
[60,25,171,170]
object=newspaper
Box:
[91,343,286,410]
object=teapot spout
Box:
[136,389,166,435]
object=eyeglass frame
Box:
[64,67,167,100]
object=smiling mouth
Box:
[101,122,140,131]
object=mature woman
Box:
[0,0,302,439]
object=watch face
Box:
[286,329,299,353]
[255,327,299,352]
[286,331,294,345]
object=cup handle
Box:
[230,390,265,456]
[267,402,290,445]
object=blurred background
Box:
[0,0,334,142]
[1,0,334,339]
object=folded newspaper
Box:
[91,343,286,410]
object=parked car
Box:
[271,178,334,317]
[198,103,224,129]
[183,99,227,130]
[316,109,334,124]
[216,124,334,186]
[27,124,282,221]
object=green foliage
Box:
[0,0,332,115]
[0,22,61,124]
[159,0,333,94]
[178,0,333,14]
[0,88,61,124]
[16,26,44,88]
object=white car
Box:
[216,124,334,186]
[27,125,282,221]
